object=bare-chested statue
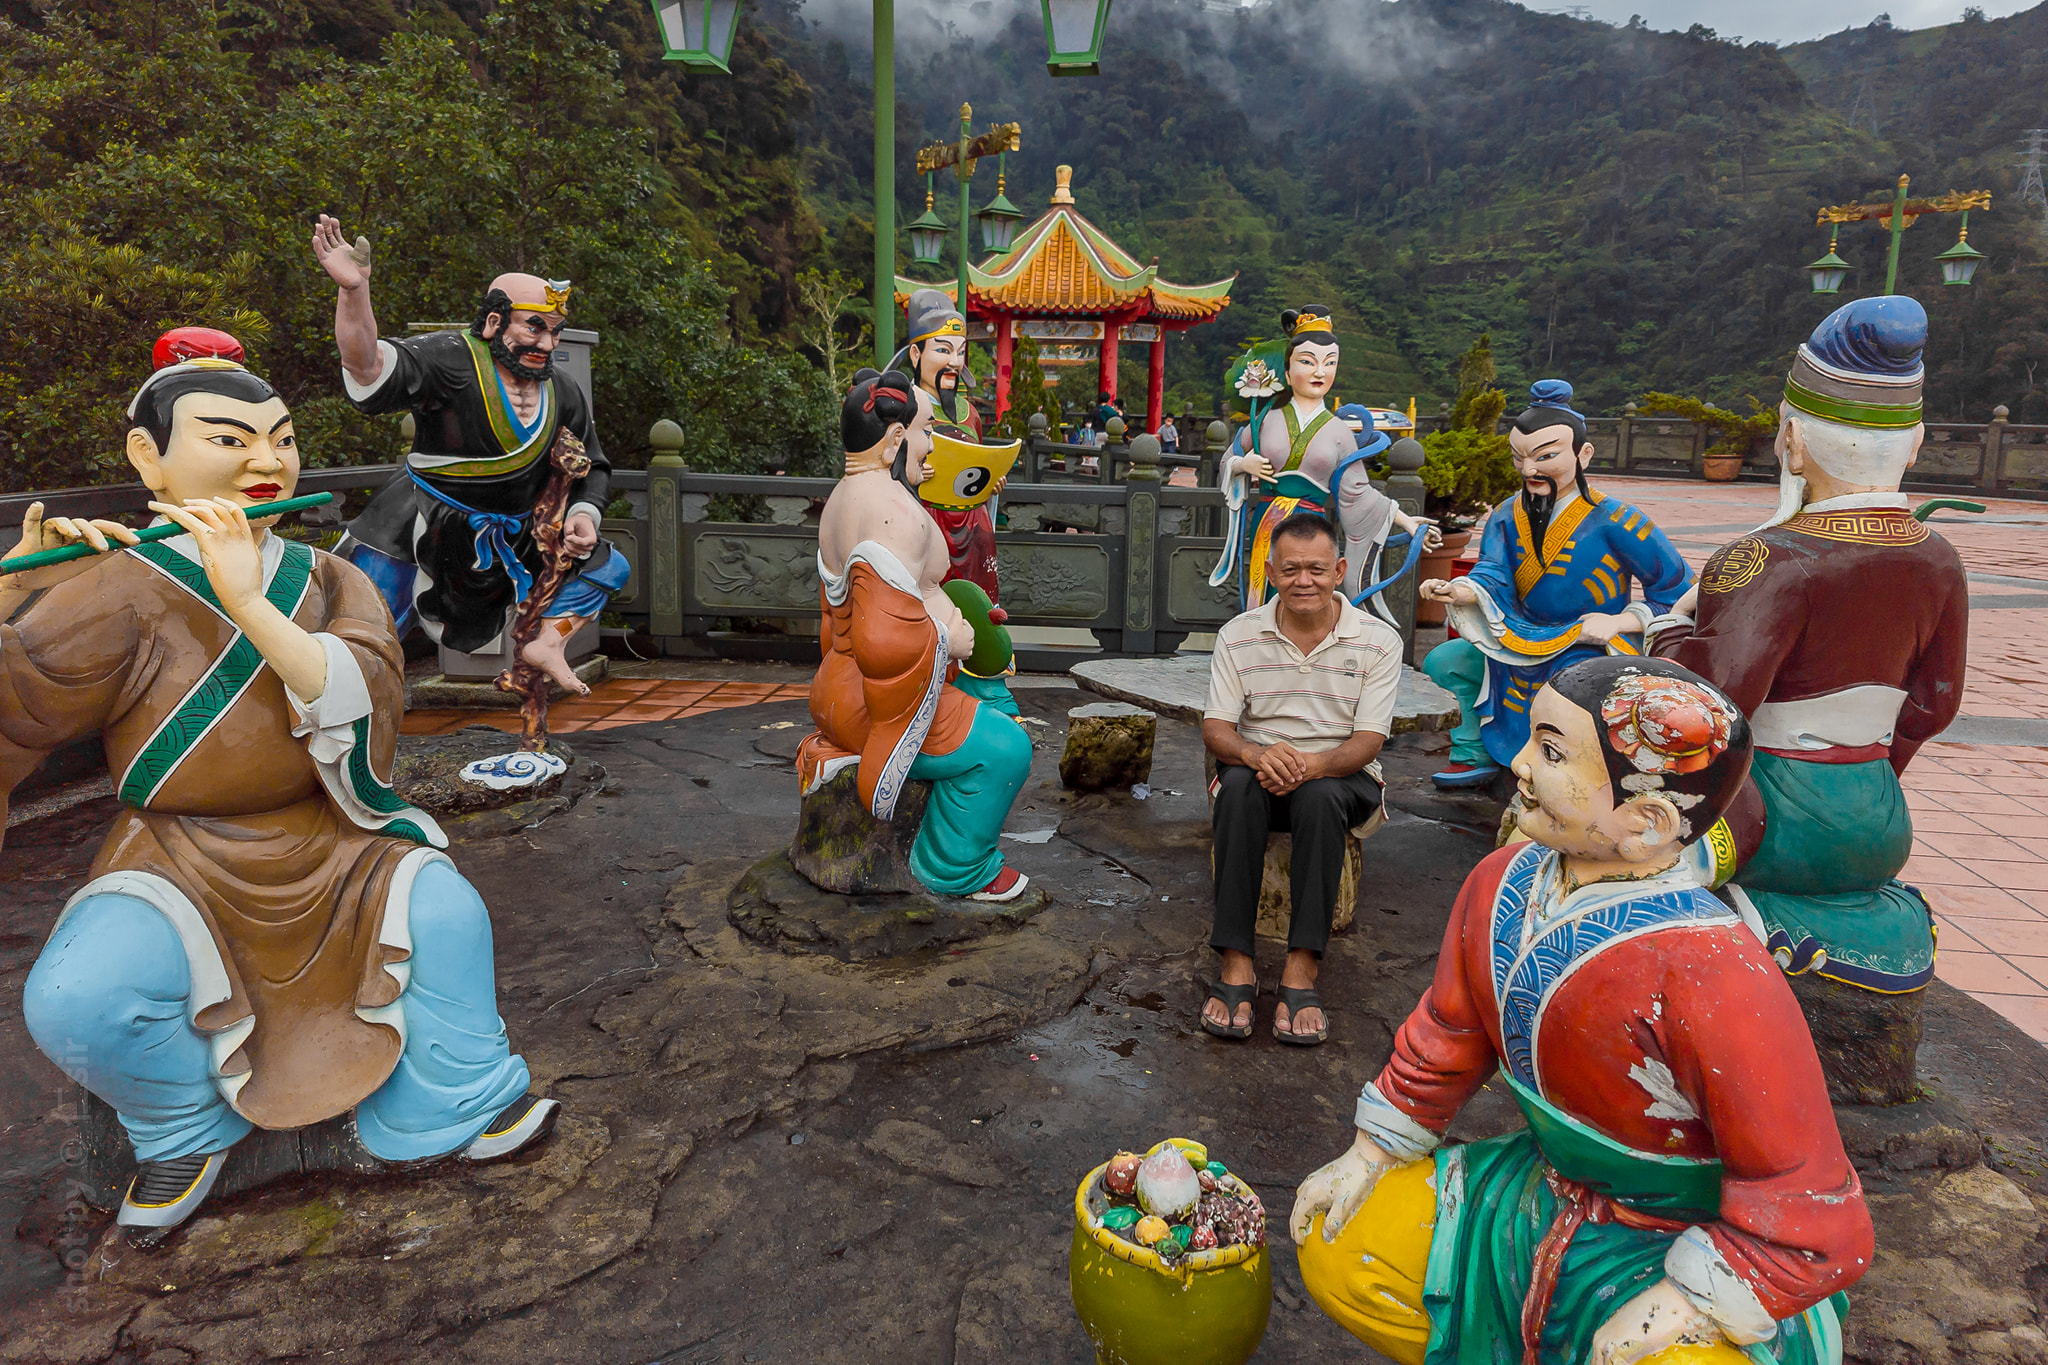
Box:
[801,369,1032,902]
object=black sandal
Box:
[1201,981,1258,1039]
[1274,986,1329,1046]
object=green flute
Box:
[1,491,336,576]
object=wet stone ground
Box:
[0,681,2043,1364]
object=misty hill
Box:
[771,0,2048,423]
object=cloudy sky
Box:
[1555,0,2037,45]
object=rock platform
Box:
[0,684,2040,1365]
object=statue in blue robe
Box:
[1421,382,1694,785]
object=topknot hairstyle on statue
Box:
[1512,379,1589,449]
[1545,655,1753,843]
[127,328,278,455]
[1280,304,1338,370]
[841,368,920,454]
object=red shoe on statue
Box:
[969,866,1029,903]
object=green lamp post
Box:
[976,152,1025,254]
[907,177,950,267]
[648,0,741,71]
[1042,0,1114,76]
[1811,174,1993,296]
[1935,213,1987,285]
[1804,228,1852,296]
[652,0,1097,367]
[915,111,1023,335]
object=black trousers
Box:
[1210,763,1383,959]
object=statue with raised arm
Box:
[1289,656,1871,1365]
[1,333,558,1249]
[1209,305,1439,614]
[1650,296,1966,1104]
[798,369,1034,902]
[311,214,627,697]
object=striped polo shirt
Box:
[1204,596,1403,773]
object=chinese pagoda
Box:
[896,165,1235,433]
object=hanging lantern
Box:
[1935,212,1987,286]
[649,0,741,72]
[976,161,1025,255]
[1042,0,1112,76]
[1804,229,1852,296]
[908,180,949,266]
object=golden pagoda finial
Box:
[1052,165,1075,206]
[961,101,972,120]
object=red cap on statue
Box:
[152,327,246,370]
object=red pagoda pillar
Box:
[1146,335,1165,434]
[994,316,1015,424]
[1098,325,1119,406]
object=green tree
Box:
[0,0,834,493]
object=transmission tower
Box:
[2018,129,2048,239]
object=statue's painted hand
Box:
[1289,1131,1394,1245]
[1670,584,1700,619]
[312,214,372,291]
[563,512,599,557]
[148,497,265,611]
[1396,514,1443,553]
[1,502,140,591]
[1243,455,1276,482]
[1589,1279,1722,1365]
[1421,578,1477,606]
[1578,611,1643,645]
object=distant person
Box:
[1159,420,1181,454]
[1200,512,1401,1047]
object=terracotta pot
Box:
[1069,1141,1271,1365]
[1702,452,1744,483]
[1415,528,1474,626]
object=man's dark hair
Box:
[1268,511,1340,556]
[1546,655,1753,844]
[129,367,279,454]
[842,368,919,452]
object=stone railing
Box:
[1409,404,2048,499]
[0,419,1437,670]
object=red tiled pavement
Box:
[401,678,811,737]
[1608,478,2048,1044]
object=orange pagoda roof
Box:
[895,165,1234,325]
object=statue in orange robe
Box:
[799,369,1031,901]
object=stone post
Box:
[1380,436,1427,664]
[1105,415,1127,485]
[647,419,687,641]
[1616,400,1636,473]
[1987,405,2010,495]
[1203,419,1232,536]
[1026,411,1048,482]
[1122,432,1162,654]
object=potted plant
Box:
[1635,392,1777,484]
[1414,336,1519,623]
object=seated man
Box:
[1200,512,1403,1046]
[802,369,1033,902]
[1290,657,1871,1365]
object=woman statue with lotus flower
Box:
[1209,306,1439,614]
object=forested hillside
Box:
[5,0,2046,493]
[772,0,2048,423]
